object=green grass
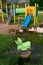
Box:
[0,33,43,65]
[38,13,43,24]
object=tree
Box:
[30,0,43,6]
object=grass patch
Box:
[0,33,43,65]
[38,13,43,24]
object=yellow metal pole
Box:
[34,3,37,32]
[34,3,36,26]
[10,4,12,12]
[18,15,20,22]
[1,0,4,23]
[13,4,15,23]
[34,14,35,26]
[18,5,20,22]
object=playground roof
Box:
[2,0,6,2]
[7,0,18,3]
[7,0,30,4]
[19,0,30,3]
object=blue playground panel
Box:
[22,15,32,28]
[36,7,38,16]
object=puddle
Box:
[18,43,43,64]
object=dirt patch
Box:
[0,23,22,34]
[39,23,43,27]
[0,23,34,35]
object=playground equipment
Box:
[15,37,31,58]
[0,0,8,23]
[0,0,4,22]
[13,3,38,27]
[0,0,13,23]
[15,37,31,50]
[0,0,38,30]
